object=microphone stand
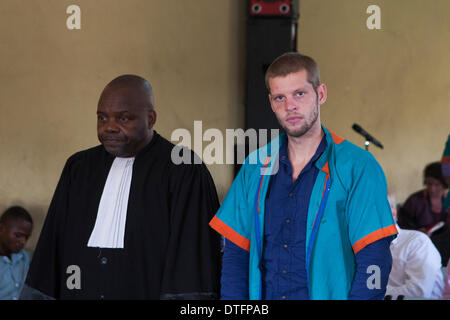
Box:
[352,123,383,152]
[365,140,370,151]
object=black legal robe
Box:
[22,132,221,300]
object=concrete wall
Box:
[0,0,448,250]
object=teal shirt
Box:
[210,126,397,300]
[0,250,31,300]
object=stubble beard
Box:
[280,101,320,138]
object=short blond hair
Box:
[265,52,321,93]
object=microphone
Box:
[352,123,384,149]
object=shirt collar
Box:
[279,133,327,169]
[1,250,25,264]
[314,126,334,171]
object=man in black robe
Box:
[21,75,221,300]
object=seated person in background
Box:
[434,135,450,267]
[398,162,450,265]
[0,206,33,300]
[387,195,444,299]
[398,162,449,235]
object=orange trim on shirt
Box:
[321,162,330,176]
[328,130,345,145]
[257,157,271,213]
[209,216,250,252]
[442,156,450,163]
[352,224,398,254]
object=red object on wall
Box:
[249,0,292,16]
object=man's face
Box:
[97,86,155,157]
[268,69,327,138]
[0,219,32,256]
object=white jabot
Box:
[87,157,135,249]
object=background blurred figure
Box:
[398,162,449,234]
[0,206,33,300]
[387,195,444,299]
[398,162,450,265]
[439,134,450,299]
[441,134,450,210]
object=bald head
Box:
[99,74,154,110]
[97,74,157,157]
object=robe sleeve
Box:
[20,157,73,300]
[160,162,221,300]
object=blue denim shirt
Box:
[262,135,326,300]
[0,250,31,300]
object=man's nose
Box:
[430,185,440,193]
[18,237,26,246]
[285,96,298,112]
[105,119,120,132]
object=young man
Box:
[210,52,397,300]
[0,206,33,300]
[22,75,221,300]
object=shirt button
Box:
[289,192,293,197]
[15,283,19,287]
[282,295,287,299]
[282,269,287,274]
[101,257,108,265]
[283,244,288,249]
[285,218,291,224]
[100,295,104,300]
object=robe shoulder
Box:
[62,135,217,197]
[151,134,215,183]
[63,145,108,170]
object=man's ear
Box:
[317,83,327,105]
[148,110,157,128]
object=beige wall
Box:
[298,0,450,203]
[0,0,449,250]
[0,0,246,250]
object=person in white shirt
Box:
[386,194,444,299]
